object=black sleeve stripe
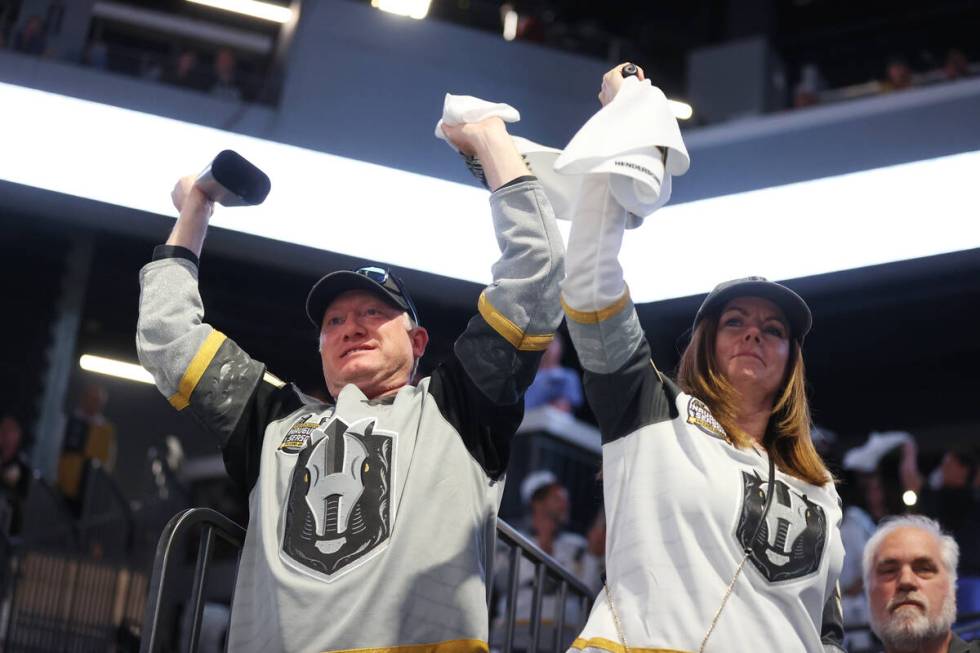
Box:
[429,315,542,479]
[495,174,538,191]
[184,336,304,493]
[582,337,679,445]
[187,338,265,444]
[820,584,845,650]
[152,244,200,267]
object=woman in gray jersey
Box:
[560,64,846,653]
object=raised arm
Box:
[431,117,565,477]
[559,64,679,443]
[136,176,290,489]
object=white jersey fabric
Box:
[567,339,845,652]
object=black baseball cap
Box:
[305,266,421,328]
[694,276,812,342]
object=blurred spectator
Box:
[161,48,210,92]
[0,415,30,535]
[12,14,45,55]
[82,39,108,70]
[883,56,913,92]
[794,63,825,108]
[841,430,914,649]
[494,470,602,648]
[944,49,970,81]
[209,47,242,102]
[57,383,117,514]
[901,441,980,577]
[524,333,583,412]
[863,515,979,652]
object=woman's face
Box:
[713,296,791,403]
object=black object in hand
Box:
[195,150,271,207]
[621,63,639,78]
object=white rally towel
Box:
[435,94,580,222]
[555,76,690,221]
[435,83,690,226]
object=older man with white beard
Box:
[863,515,979,653]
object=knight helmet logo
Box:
[736,471,826,583]
[280,416,394,582]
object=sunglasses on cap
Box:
[355,266,421,328]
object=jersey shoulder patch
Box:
[685,396,728,441]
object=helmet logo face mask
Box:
[305,431,369,554]
[280,416,395,582]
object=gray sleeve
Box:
[476,179,565,353]
[136,257,267,441]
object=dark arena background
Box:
[0,0,978,651]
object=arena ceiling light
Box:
[371,0,431,20]
[1,81,978,304]
[80,354,155,384]
[668,100,693,120]
[186,0,293,24]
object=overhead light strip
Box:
[80,354,155,384]
[371,0,431,20]
[186,0,293,24]
[1,82,978,304]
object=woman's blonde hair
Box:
[676,315,832,486]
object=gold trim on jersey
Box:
[320,638,489,653]
[478,292,554,351]
[168,330,227,410]
[570,636,692,653]
[561,288,630,324]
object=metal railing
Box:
[0,471,149,652]
[494,520,594,653]
[139,508,245,653]
[137,508,594,653]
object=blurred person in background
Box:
[793,63,825,109]
[11,14,45,55]
[864,515,979,653]
[161,48,210,92]
[883,56,914,92]
[901,441,980,574]
[494,470,602,650]
[0,415,31,535]
[523,332,583,413]
[943,49,970,81]
[901,440,980,615]
[841,431,916,648]
[209,47,242,102]
[57,383,117,515]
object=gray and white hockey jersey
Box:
[136,179,565,653]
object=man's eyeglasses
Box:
[356,266,421,327]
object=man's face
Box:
[868,527,956,650]
[319,290,427,399]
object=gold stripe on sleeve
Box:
[168,330,227,410]
[320,638,489,653]
[478,292,554,352]
[561,288,630,325]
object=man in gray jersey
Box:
[136,116,564,653]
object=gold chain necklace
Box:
[603,454,776,653]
